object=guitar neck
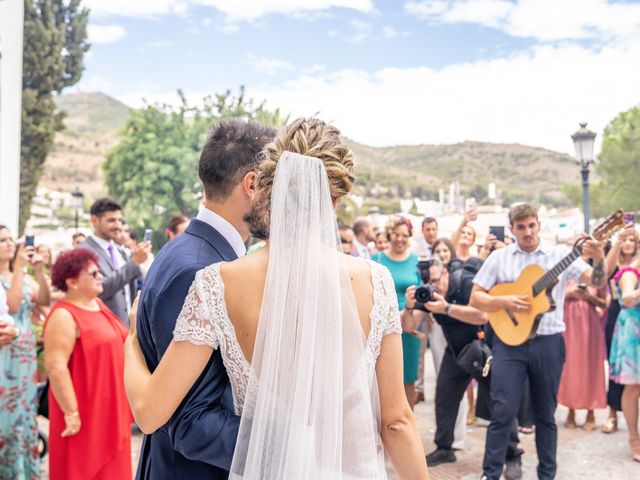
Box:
[532,247,582,296]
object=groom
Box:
[135,119,276,479]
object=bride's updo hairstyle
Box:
[246,118,355,239]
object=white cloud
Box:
[215,22,240,34]
[382,26,411,38]
[348,20,373,43]
[87,24,127,44]
[146,40,176,48]
[405,0,640,42]
[85,0,189,18]
[194,0,374,22]
[85,0,373,21]
[246,54,294,76]
[247,39,640,155]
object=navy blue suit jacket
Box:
[135,219,241,480]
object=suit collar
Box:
[185,219,239,262]
[85,236,111,262]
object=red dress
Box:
[45,299,132,479]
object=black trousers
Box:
[434,348,521,460]
[483,334,565,480]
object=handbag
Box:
[454,331,493,377]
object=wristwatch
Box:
[444,303,452,316]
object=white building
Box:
[0,0,24,234]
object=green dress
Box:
[371,252,421,383]
[0,276,40,479]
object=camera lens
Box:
[415,284,434,304]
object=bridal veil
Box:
[230,151,386,479]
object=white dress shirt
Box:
[411,237,433,259]
[197,205,247,258]
[473,241,590,335]
[91,234,132,312]
[352,238,371,259]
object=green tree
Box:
[20,0,90,233]
[596,105,640,211]
[104,90,287,247]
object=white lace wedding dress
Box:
[172,259,402,417]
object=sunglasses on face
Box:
[86,270,101,279]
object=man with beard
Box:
[134,119,275,480]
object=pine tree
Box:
[20,0,89,233]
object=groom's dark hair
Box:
[199,119,276,201]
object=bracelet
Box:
[64,411,79,418]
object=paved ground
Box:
[386,351,639,480]
[39,349,639,479]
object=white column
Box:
[0,0,25,234]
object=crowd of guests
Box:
[0,209,189,479]
[339,209,640,474]
[1,190,639,478]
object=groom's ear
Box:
[242,171,258,198]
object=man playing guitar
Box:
[470,203,607,480]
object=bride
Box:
[124,118,429,479]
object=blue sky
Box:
[78,0,640,154]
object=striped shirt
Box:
[473,241,590,335]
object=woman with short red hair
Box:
[44,248,132,479]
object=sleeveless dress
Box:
[557,280,607,409]
[370,252,421,384]
[0,276,40,480]
[44,299,132,480]
[173,261,402,418]
[609,267,640,385]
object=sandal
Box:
[564,417,577,429]
[583,420,596,432]
[601,417,617,434]
[630,438,640,463]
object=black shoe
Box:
[504,457,523,480]
[426,448,456,467]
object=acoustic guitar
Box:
[488,210,625,346]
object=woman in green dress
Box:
[372,216,422,408]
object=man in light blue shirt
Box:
[470,204,607,480]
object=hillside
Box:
[42,91,581,207]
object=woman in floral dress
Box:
[609,260,640,462]
[0,226,51,479]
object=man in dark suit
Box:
[135,119,276,480]
[78,198,151,326]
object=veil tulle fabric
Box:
[230,152,386,479]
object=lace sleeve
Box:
[376,264,403,337]
[172,266,221,349]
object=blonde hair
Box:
[246,118,355,239]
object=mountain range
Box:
[42,91,582,209]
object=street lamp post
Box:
[571,123,597,233]
[71,187,84,231]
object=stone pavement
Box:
[39,348,639,479]
[385,350,639,480]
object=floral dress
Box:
[609,267,640,385]
[0,276,40,479]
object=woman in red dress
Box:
[44,248,132,479]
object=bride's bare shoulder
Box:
[219,247,269,285]
[340,254,375,284]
